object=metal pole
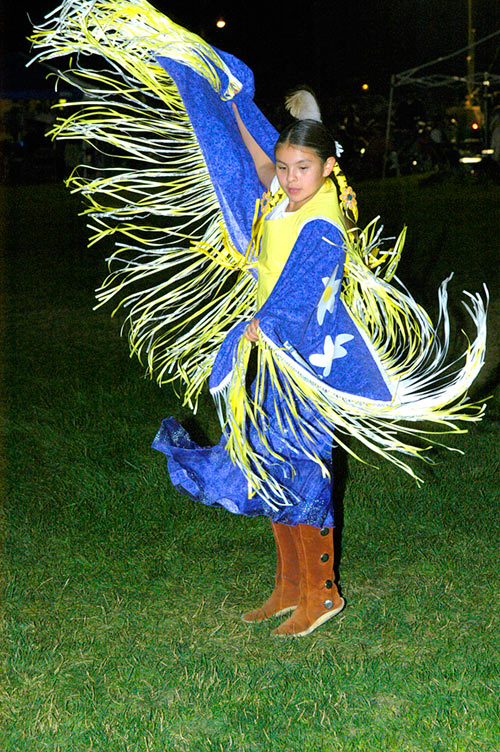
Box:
[383,75,395,178]
[483,73,490,148]
[466,0,476,104]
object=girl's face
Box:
[275,143,335,211]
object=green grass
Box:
[2,178,500,751]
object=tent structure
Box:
[383,28,500,177]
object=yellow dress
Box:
[256,180,344,308]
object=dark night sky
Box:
[3,1,500,103]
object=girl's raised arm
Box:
[232,102,275,190]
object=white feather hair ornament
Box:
[285,89,322,122]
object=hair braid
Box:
[332,160,358,225]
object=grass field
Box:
[2,175,500,751]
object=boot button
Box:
[320,528,329,536]
[325,579,333,589]
[320,553,329,562]
[324,599,334,610]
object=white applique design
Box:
[309,333,354,377]
[317,265,341,326]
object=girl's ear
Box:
[323,157,336,177]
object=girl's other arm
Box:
[232,103,275,190]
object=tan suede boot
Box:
[272,524,344,637]
[242,521,300,622]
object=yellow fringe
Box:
[29,0,256,410]
[219,196,487,501]
[30,1,488,506]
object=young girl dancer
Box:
[30,0,487,638]
[152,106,357,636]
[233,103,355,634]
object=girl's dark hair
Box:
[275,119,336,162]
[276,118,359,225]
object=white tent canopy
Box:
[383,28,500,176]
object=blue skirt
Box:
[152,406,336,528]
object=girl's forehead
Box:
[275,143,320,163]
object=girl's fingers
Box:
[244,318,260,342]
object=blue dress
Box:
[152,182,392,527]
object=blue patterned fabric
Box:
[152,48,391,527]
[153,223,390,526]
[210,219,392,402]
[156,51,277,254]
[152,412,335,526]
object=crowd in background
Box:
[2,91,500,185]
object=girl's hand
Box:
[244,318,260,342]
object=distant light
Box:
[216,18,226,28]
[360,147,366,155]
[412,160,418,166]
[361,83,369,91]
[482,148,494,155]
[460,156,482,163]
[471,122,479,130]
